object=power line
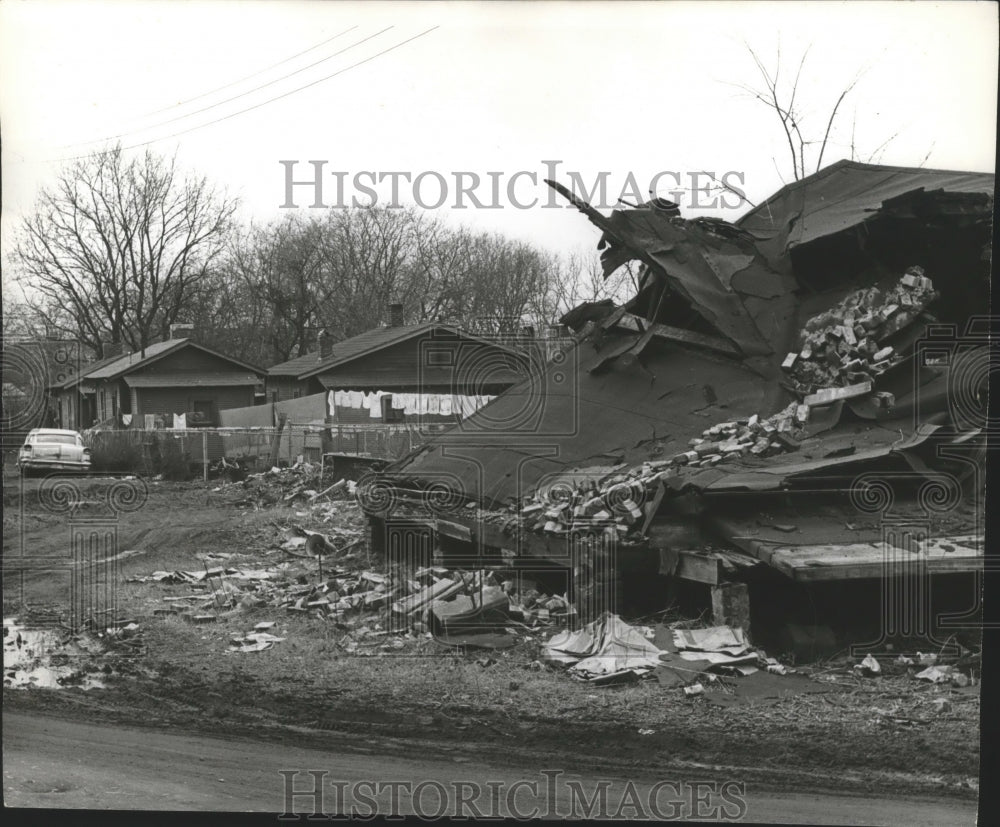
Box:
[61,26,393,149]
[50,27,440,163]
[142,25,360,117]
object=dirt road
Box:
[2,711,978,823]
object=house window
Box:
[292,388,301,399]
[382,394,405,423]
[192,400,215,426]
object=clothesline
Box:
[328,390,496,418]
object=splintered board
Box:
[762,534,983,581]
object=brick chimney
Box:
[388,303,405,328]
[169,322,195,340]
[318,328,334,359]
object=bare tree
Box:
[9,145,238,356]
[318,206,424,336]
[730,43,896,181]
[213,204,574,363]
[535,249,637,322]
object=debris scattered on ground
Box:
[213,459,357,511]
[855,653,882,677]
[543,614,666,684]
[229,629,287,653]
[541,614,799,695]
[915,664,951,683]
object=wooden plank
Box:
[675,551,720,585]
[613,312,740,357]
[646,518,705,549]
[768,535,983,581]
[435,518,473,543]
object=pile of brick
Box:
[517,268,937,535]
[678,402,807,466]
[519,462,677,536]
[781,267,936,394]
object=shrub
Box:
[90,440,146,474]
[154,434,192,481]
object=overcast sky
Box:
[1,0,996,265]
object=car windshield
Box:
[33,435,79,445]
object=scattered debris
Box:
[855,654,882,677]
[543,613,666,684]
[915,665,954,684]
[229,629,287,653]
[214,458,357,511]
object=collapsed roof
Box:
[736,159,994,265]
[382,161,993,512]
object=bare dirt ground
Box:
[2,471,982,805]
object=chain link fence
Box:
[79,422,438,475]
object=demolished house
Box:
[361,160,993,648]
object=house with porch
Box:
[53,335,266,430]
[265,311,531,427]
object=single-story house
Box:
[266,316,532,425]
[53,336,267,429]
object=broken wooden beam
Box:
[803,381,872,407]
[612,312,741,357]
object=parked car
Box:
[17,428,91,474]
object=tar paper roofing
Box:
[59,339,264,387]
[269,323,526,380]
[736,159,995,254]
